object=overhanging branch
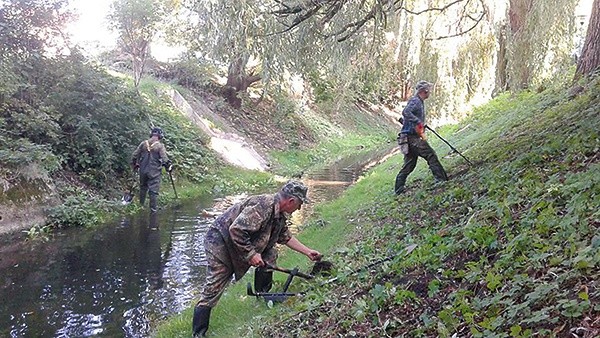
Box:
[269,0,486,41]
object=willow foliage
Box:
[174,0,583,121]
[505,0,579,90]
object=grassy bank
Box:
[154,77,599,337]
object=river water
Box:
[0,145,397,337]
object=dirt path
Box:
[167,89,271,171]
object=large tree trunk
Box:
[575,0,600,79]
[495,24,509,94]
[507,0,534,90]
[223,54,261,108]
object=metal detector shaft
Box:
[265,264,314,280]
[425,126,473,166]
[321,244,418,285]
[168,171,178,199]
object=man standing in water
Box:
[192,181,322,337]
[131,127,173,212]
[395,80,448,194]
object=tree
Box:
[0,0,72,101]
[575,0,600,79]
[500,0,580,90]
[0,0,72,59]
[270,0,486,42]
[174,0,274,107]
[175,0,488,108]
[107,0,172,88]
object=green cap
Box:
[281,180,310,203]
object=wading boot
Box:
[192,305,211,337]
[139,189,147,207]
[149,192,158,213]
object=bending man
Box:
[192,181,322,337]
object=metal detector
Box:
[425,125,473,166]
[246,264,314,303]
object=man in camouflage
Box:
[395,80,448,194]
[192,181,322,337]
[131,127,173,212]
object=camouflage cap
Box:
[415,80,432,92]
[280,180,310,203]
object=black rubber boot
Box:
[254,267,273,293]
[149,192,158,213]
[192,305,211,337]
[139,188,147,206]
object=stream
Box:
[0,145,397,337]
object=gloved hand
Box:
[132,163,140,171]
[164,160,173,172]
[416,123,427,140]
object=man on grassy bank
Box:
[131,127,173,212]
[192,181,322,337]
[395,80,448,194]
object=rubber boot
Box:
[192,305,211,337]
[149,191,158,213]
[139,188,147,206]
[254,267,273,293]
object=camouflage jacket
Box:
[206,193,292,280]
[131,139,169,178]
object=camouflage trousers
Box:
[196,230,278,308]
[395,135,447,193]
[139,172,161,211]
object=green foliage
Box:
[307,72,336,103]
[153,58,217,90]
[46,188,111,229]
[107,0,174,86]
[0,0,72,58]
[505,0,579,90]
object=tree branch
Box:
[269,0,485,41]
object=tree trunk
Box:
[131,40,150,89]
[495,24,509,94]
[508,0,534,90]
[223,54,261,108]
[575,0,600,79]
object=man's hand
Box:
[132,163,139,171]
[416,123,427,140]
[249,253,265,267]
[164,160,173,172]
[306,250,322,262]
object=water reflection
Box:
[0,200,212,338]
[296,146,399,222]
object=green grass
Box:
[270,133,394,176]
[154,76,600,337]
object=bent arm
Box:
[131,142,143,166]
[285,237,322,261]
[229,204,268,262]
[159,143,169,164]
